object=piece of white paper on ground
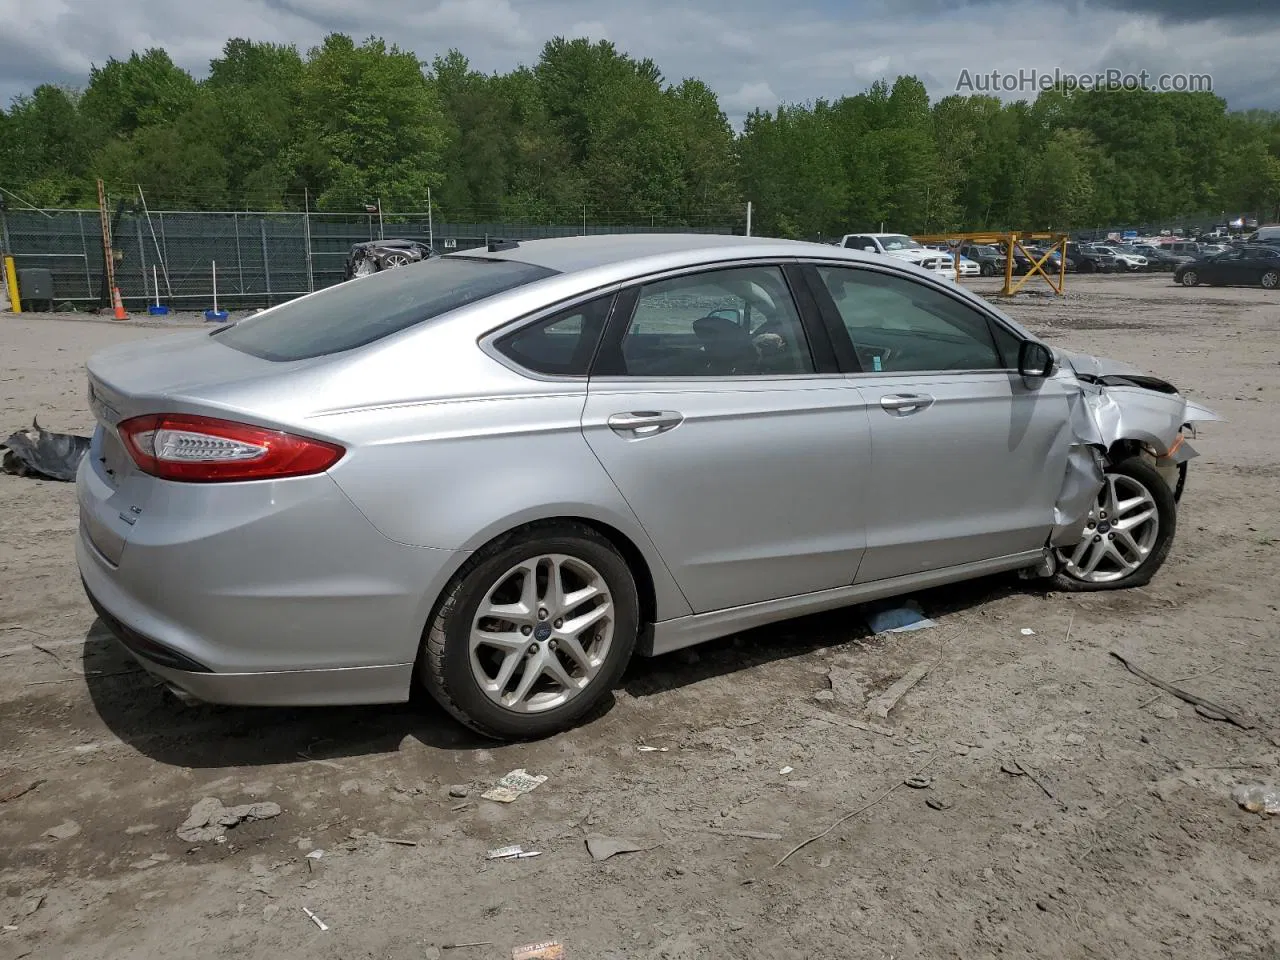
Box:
[481,769,548,803]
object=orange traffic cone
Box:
[111,286,129,320]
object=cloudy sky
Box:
[0,0,1276,120]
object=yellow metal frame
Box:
[913,231,1068,296]
[3,255,20,314]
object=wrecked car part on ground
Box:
[75,234,1219,739]
[342,239,435,280]
[2,418,91,481]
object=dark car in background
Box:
[1175,245,1280,289]
[343,239,436,280]
[957,243,1009,276]
[1126,244,1192,272]
[1064,243,1118,273]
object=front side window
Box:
[216,256,557,361]
[879,235,921,252]
[614,266,815,377]
[494,294,613,376]
[814,265,1006,373]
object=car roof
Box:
[450,233,872,275]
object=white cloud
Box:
[0,0,1275,122]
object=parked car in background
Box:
[1064,243,1118,273]
[1126,244,1191,271]
[1022,245,1073,273]
[1092,245,1148,272]
[343,239,436,280]
[1243,225,1280,245]
[1175,245,1280,289]
[957,243,1008,277]
[76,234,1218,738]
[838,233,953,272]
[1164,240,1204,258]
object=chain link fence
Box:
[0,205,742,311]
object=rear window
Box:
[215,256,557,361]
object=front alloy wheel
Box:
[1262,269,1279,290]
[1052,457,1176,591]
[1180,270,1199,287]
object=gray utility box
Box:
[18,268,54,309]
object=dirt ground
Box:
[2,274,1278,960]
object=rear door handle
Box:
[879,393,934,414]
[607,411,684,436]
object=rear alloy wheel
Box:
[1051,457,1176,592]
[379,253,413,269]
[1180,270,1199,287]
[980,262,995,277]
[421,523,639,739]
[1262,269,1279,290]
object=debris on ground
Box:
[1110,651,1254,729]
[448,784,471,799]
[926,797,954,811]
[585,835,650,861]
[1,419,90,481]
[637,745,669,752]
[1020,628,1037,637]
[904,775,933,789]
[487,845,541,860]
[0,778,44,803]
[176,798,282,843]
[511,941,565,960]
[130,853,170,870]
[825,667,866,707]
[441,941,496,950]
[868,661,934,720]
[21,893,45,916]
[302,906,328,931]
[482,769,547,803]
[262,904,280,923]
[1000,758,1056,800]
[43,820,81,841]
[865,600,937,634]
[779,766,794,776]
[700,827,783,841]
[305,849,324,860]
[1232,784,1280,815]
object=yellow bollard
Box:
[3,256,22,314]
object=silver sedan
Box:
[77,235,1219,738]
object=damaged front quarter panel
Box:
[1048,349,1222,546]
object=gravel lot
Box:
[2,273,1278,960]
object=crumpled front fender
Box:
[1047,353,1222,545]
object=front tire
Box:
[1262,269,1279,290]
[420,523,639,739]
[1051,457,1176,592]
[1180,270,1199,287]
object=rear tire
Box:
[1050,457,1176,592]
[1180,270,1199,287]
[1262,269,1279,290]
[980,262,995,277]
[420,522,639,740]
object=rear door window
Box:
[216,256,557,361]
[494,295,614,377]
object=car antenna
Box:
[487,239,519,252]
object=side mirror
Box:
[863,246,876,253]
[1019,341,1055,379]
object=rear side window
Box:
[494,294,614,376]
[216,256,557,361]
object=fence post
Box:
[136,216,148,303]
[260,218,272,307]
[303,191,315,293]
[77,212,92,299]
[158,212,169,282]
[233,213,244,294]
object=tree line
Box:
[1,35,1277,237]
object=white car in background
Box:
[838,233,970,279]
[1092,245,1148,271]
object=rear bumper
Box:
[75,457,465,707]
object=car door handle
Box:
[879,394,934,414]
[607,411,683,436]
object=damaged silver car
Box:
[77,235,1218,739]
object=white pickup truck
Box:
[836,232,971,279]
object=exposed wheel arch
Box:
[445,516,659,637]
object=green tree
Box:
[80,49,197,137]
[294,34,449,211]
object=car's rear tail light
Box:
[117,414,344,482]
